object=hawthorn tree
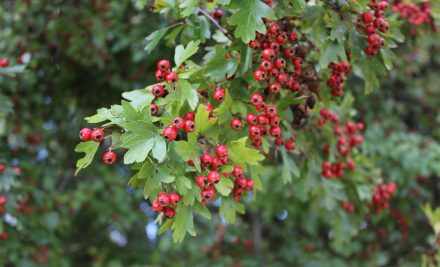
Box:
[1,0,440,266]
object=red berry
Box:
[213,9,224,19]
[260,60,273,72]
[235,177,247,190]
[269,126,282,137]
[365,25,376,34]
[169,193,181,205]
[201,187,215,201]
[184,120,196,133]
[232,166,244,177]
[1,232,7,240]
[103,151,117,165]
[0,197,7,205]
[357,122,364,131]
[162,127,178,141]
[215,145,228,157]
[284,140,296,151]
[249,39,261,50]
[205,104,213,112]
[265,106,277,118]
[211,158,223,170]
[157,60,171,71]
[246,179,254,190]
[276,72,288,83]
[250,93,263,106]
[207,171,220,184]
[276,32,288,44]
[274,58,286,69]
[220,156,229,164]
[165,72,178,83]
[274,137,284,146]
[201,153,213,168]
[288,32,298,42]
[249,125,261,137]
[151,201,163,212]
[157,193,170,207]
[253,69,266,81]
[172,117,184,130]
[268,82,281,94]
[155,70,166,82]
[213,88,225,102]
[196,175,209,188]
[79,128,92,141]
[262,49,275,60]
[0,58,9,68]
[184,112,195,121]
[361,12,374,24]
[152,85,165,98]
[257,114,269,126]
[150,104,158,115]
[230,118,243,130]
[294,57,303,68]
[163,207,175,218]
[91,128,105,142]
[245,114,257,125]
[283,47,295,59]
[269,23,281,34]
[346,121,357,134]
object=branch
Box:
[198,8,233,41]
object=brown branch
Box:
[198,8,233,41]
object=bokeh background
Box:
[1,1,440,266]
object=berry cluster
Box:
[369,182,397,213]
[326,61,351,97]
[231,166,254,202]
[340,200,355,213]
[151,192,181,218]
[392,1,434,28]
[317,108,364,179]
[162,113,196,141]
[358,0,390,56]
[154,59,178,85]
[79,128,117,165]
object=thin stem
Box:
[199,8,233,41]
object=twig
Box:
[199,8,233,41]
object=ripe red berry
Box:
[196,175,209,188]
[207,170,220,184]
[275,137,284,146]
[162,127,178,141]
[150,104,158,115]
[357,122,365,131]
[268,82,281,94]
[260,60,273,72]
[0,58,9,68]
[235,177,247,190]
[283,47,295,59]
[288,32,298,42]
[157,193,170,207]
[294,57,303,68]
[152,85,165,98]
[213,146,227,158]
[276,72,288,83]
[213,88,225,102]
[172,116,184,130]
[0,196,8,205]
[231,118,243,130]
[276,32,288,44]
[155,70,166,82]
[205,104,213,112]
[165,72,178,83]
[1,232,8,240]
[201,187,215,201]
[151,201,163,212]
[184,120,196,133]
[245,113,257,125]
[274,58,286,69]
[213,9,224,19]
[361,12,374,24]
[249,39,261,50]
[103,151,117,165]
[220,156,229,164]
[257,115,269,126]
[249,125,261,137]
[169,193,181,205]
[246,179,254,190]
[285,140,296,151]
[262,48,275,60]
[250,93,263,106]
[91,128,105,142]
[211,158,223,170]
[269,23,281,34]
[184,112,195,121]
[253,69,266,81]
[163,207,175,218]
[157,60,170,71]
[201,153,213,168]
[365,25,376,34]
[79,128,92,141]
[265,106,277,118]
[232,166,244,177]
[269,126,282,137]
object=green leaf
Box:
[152,135,167,162]
[176,79,198,110]
[219,197,245,224]
[144,175,162,201]
[193,201,211,219]
[182,186,201,205]
[174,40,200,66]
[175,176,192,195]
[214,90,233,124]
[228,0,276,43]
[138,161,155,178]
[288,0,306,9]
[174,141,201,172]
[171,203,196,243]
[215,177,234,196]
[180,0,200,17]
[121,121,156,164]
[121,100,138,121]
[319,40,347,69]
[281,150,300,183]
[188,104,218,144]
[145,27,170,54]
[158,219,173,235]
[74,141,100,175]
[228,137,265,170]
[203,45,239,79]
[122,89,154,112]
